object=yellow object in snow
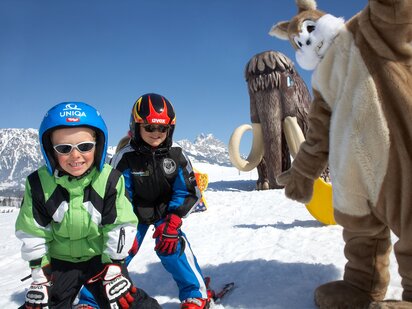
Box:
[283,116,336,225]
[194,169,208,192]
[194,168,209,211]
[305,178,336,225]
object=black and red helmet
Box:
[129,93,176,146]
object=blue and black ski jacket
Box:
[111,142,201,225]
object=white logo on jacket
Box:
[162,158,176,174]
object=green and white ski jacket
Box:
[15,164,138,267]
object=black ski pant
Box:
[21,255,161,308]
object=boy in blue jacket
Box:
[79,93,210,309]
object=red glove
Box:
[129,236,139,257]
[25,265,52,308]
[152,214,182,255]
[88,263,137,309]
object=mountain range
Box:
[0,128,232,203]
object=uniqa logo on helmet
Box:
[59,103,87,122]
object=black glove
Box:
[88,263,136,309]
[25,265,52,308]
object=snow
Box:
[0,163,402,308]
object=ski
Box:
[205,277,235,303]
[213,282,235,303]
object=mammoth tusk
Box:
[228,123,264,172]
[283,116,305,158]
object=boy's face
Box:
[139,124,169,148]
[51,127,96,177]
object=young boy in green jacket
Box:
[15,102,161,308]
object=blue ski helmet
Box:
[39,102,108,175]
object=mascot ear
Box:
[297,0,317,12]
[269,21,290,40]
[269,0,318,41]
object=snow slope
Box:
[0,163,402,308]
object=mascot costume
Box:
[270,0,412,308]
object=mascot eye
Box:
[302,20,317,34]
[293,37,303,49]
[307,25,315,33]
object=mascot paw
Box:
[369,300,412,309]
[315,280,373,309]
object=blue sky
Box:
[0,0,365,153]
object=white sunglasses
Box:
[53,141,96,155]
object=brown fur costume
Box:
[271,0,412,308]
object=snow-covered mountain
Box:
[0,129,44,196]
[176,133,232,167]
[0,129,231,199]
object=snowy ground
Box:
[0,163,402,308]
